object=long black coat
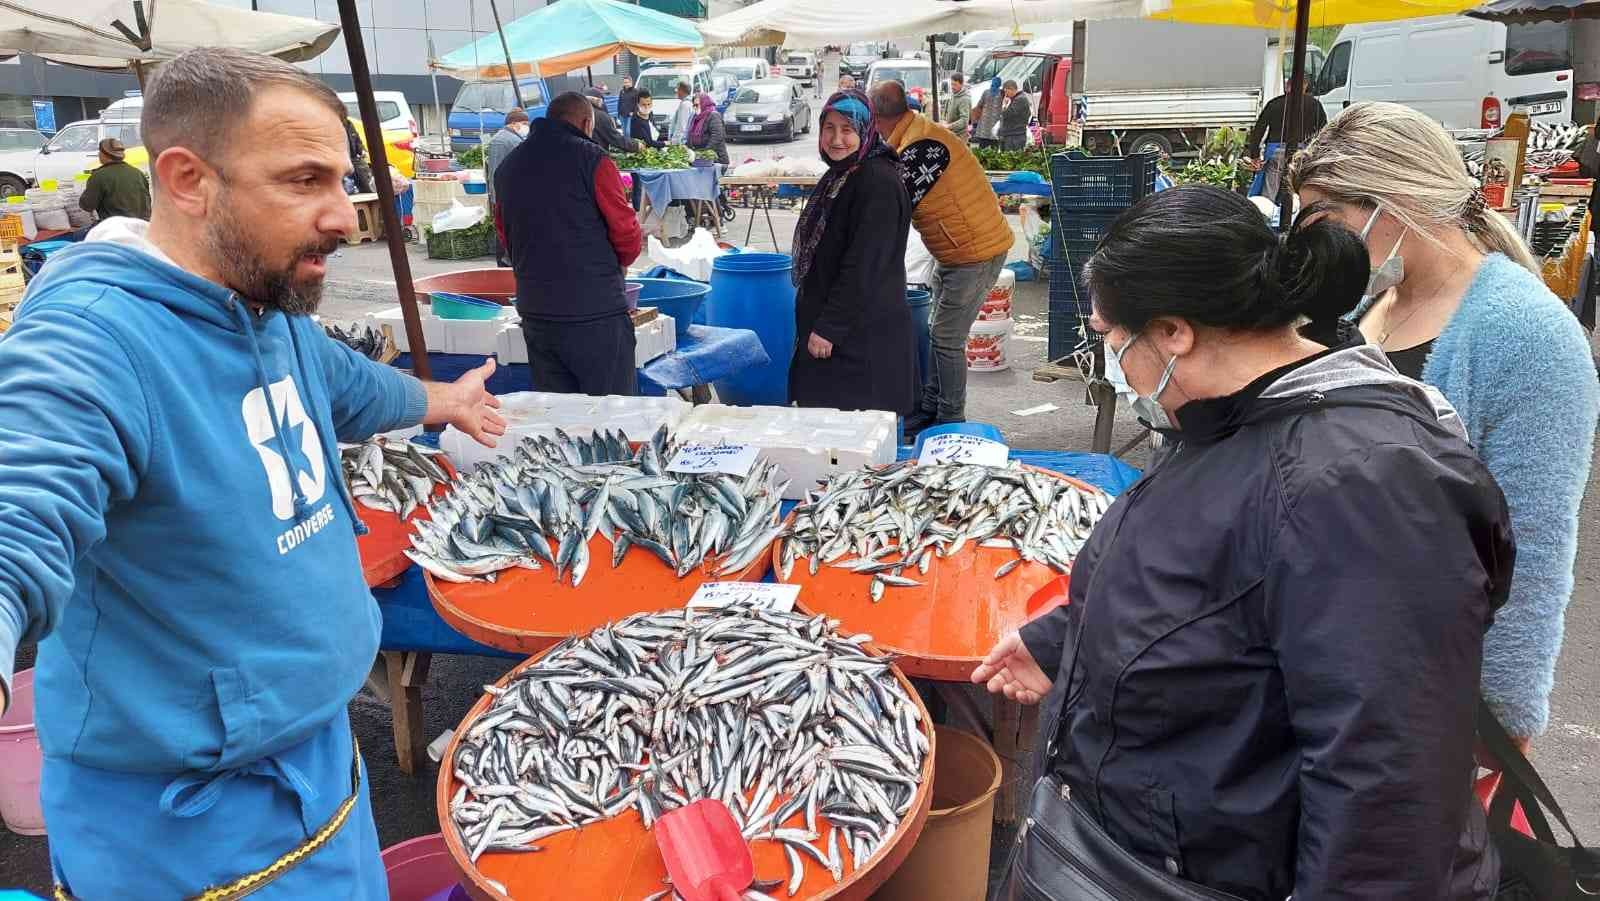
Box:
[1021,343,1514,900]
[789,155,916,417]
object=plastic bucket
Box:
[906,287,933,389]
[966,318,1012,372]
[413,269,515,305]
[624,281,643,313]
[707,253,796,406]
[0,668,45,835]
[429,292,503,321]
[382,833,463,901]
[634,278,710,340]
[978,269,1015,322]
[874,726,1001,901]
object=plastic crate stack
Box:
[1046,151,1158,361]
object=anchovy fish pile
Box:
[323,321,393,361]
[339,437,452,519]
[780,461,1111,601]
[408,427,787,586]
[449,605,928,896]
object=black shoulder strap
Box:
[1477,697,1588,849]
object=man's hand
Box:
[423,360,507,447]
[807,332,833,359]
[1246,157,1264,172]
[971,631,1052,705]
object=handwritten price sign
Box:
[687,581,800,613]
[666,442,760,477]
[917,433,1010,467]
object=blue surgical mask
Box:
[1109,330,1179,430]
[1359,205,1405,302]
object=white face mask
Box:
[1109,330,1179,430]
[1359,205,1405,303]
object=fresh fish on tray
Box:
[780,461,1111,601]
[323,321,394,361]
[339,436,452,519]
[408,426,787,586]
[448,604,929,897]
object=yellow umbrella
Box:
[1147,0,1482,26]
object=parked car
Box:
[713,57,773,85]
[637,64,716,133]
[1314,16,1571,129]
[32,111,144,187]
[781,51,818,85]
[725,78,813,142]
[0,129,46,198]
[711,73,738,113]
[865,59,933,95]
[339,90,417,136]
[839,42,883,80]
[447,78,552,152]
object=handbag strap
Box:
[1477,698,1587,849]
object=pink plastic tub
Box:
[383,833,464,901]
[0,667,44,835]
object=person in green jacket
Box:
[79,138,152,221]
[940,72,973,135]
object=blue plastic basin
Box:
[430,291,502,320]
[633,278,710,340]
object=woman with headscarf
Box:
[686,92,730,165]
[970,75,1004,148]
[788,90,916,419]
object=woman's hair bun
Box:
[1280,215,1371,329]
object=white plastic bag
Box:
[431,200,486,234]
[646,228,728,282]
[904,228,936,286]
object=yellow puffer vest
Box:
[885,112,1013,267]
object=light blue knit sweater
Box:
[1408,253,1598,737]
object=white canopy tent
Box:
[698,0,1168,47]
[0,0,339,83]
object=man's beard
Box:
[204,202,336,316]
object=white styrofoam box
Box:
[673,405,898,499]
[367,306,513,356]
[440,392,693,469]
[492,317,678,368]
[635,315,676,365]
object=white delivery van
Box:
[1313,16,1573,130]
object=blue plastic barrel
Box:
[906,287,933,388]
[707,253,796,406]
[634,278,710,340]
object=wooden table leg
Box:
[384,650,433,776]
[1087,378,1117,456]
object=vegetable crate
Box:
[1048,151,1159,212]
[423,224,493,261]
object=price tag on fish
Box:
[687,581,800,613]
[666,442,760,477]
[917,433,1009,467]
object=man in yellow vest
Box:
[871,80,1012,433]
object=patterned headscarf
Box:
[791,90,898,287]
[688,93,717,144]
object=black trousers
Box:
[522,313,638,396]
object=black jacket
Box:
[590,105,635,153]
[1248,92,1329,154]
[1022,343,1512,901]
[628,114,666,149]
[789,154,916,416]
[617,87,641,121]
[496,117,625,321]
[688,112,730,166]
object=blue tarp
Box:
[638,323,769,394]
[629,165,720,213]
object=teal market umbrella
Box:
[433,0,703,80]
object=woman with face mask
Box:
[787,90,916,419]
[1292,102,1599,756]
[975,185,1515,901]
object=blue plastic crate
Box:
[1052,209,1120,259]
[1050,151,1159,213]
[1048,309,1091,361]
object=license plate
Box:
[449,129,462,136]
[1528,100,1562,115]
[741,124,763,132]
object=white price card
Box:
[687,581,800,613]
[917,433,1010,467]
[666,442,760,477]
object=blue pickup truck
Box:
[448,77,621,152]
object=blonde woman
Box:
[1291,101,1599,751]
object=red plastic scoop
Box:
[655,799,754,901]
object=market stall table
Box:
[628,165,724,239]
[720,175,819,250]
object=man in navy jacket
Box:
[496,91,643,395]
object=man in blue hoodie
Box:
[0,48,507,898]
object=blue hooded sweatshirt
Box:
[0,223,426,776]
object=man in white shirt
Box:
[669,81,694,145]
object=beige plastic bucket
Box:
[0,667,45,835]
[875,726,1002,901]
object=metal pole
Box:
[928,35,939,122]
[487,0,525,109]
[423,0,446,147]
[1276,0,1312,232]
[335,0,432,379]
